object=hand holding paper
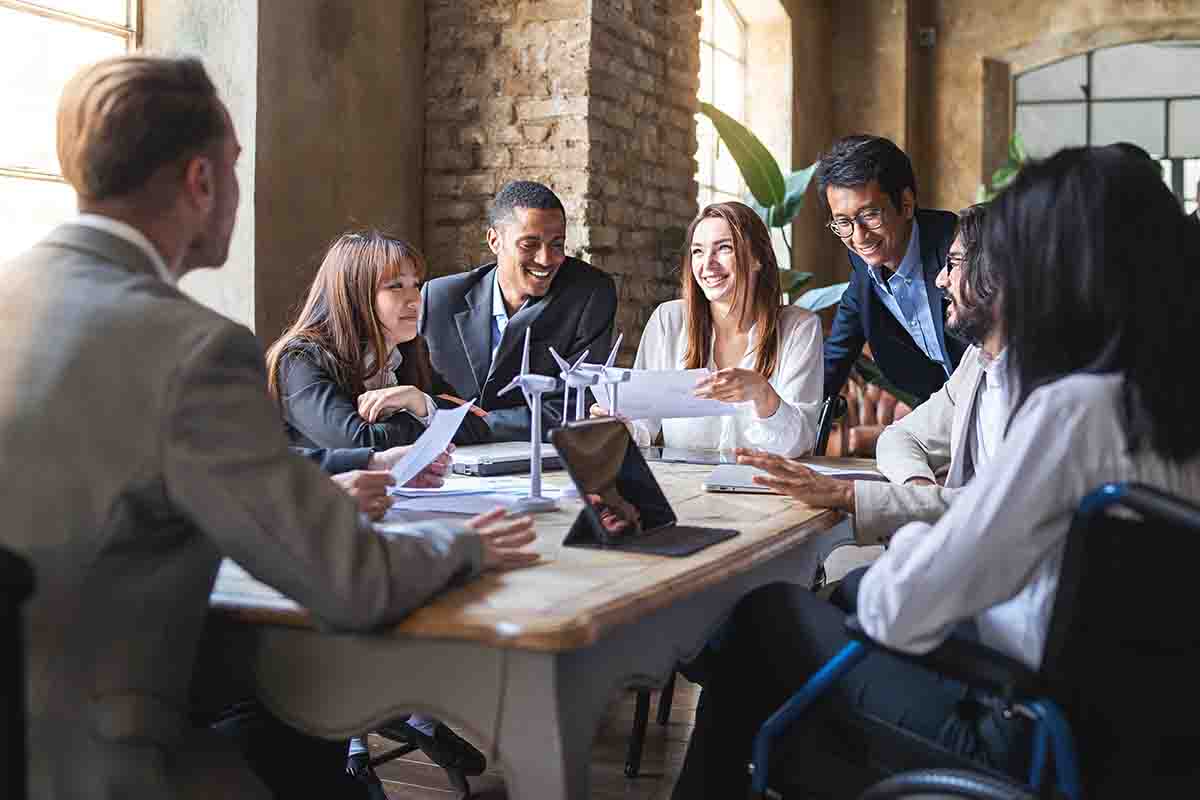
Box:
[588,368,738,420]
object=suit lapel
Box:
[947,356,985,488]
[454,268,495,397]
[486,287,551,386]
[920,216,953,373]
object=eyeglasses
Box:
[944,254,966,272]
[827,207,886,238]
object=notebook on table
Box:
[551,418,739,557]
[703,461,886,494]
[450,441,562,477]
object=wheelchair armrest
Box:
[844,617,1040,700]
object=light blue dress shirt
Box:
[491,270,511,364]
[865,220,949,374]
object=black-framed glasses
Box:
[944,253,967,272]
[827,207,886,238]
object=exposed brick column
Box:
[586,0,701,361]
[424,0,700,363]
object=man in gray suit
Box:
[738,204,1006,545]
[0,55,536,799]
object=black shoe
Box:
[346,751,389,800]
[379,721,487,776]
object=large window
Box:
[696,0,747,209]
[0,0,139,262]
[1014,42,1200,213]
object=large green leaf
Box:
[852,356,922,409]
[1009,131,1027,164]
[699,102,786,208]
[779,270,813,296]
[772,163,818,226]
[793,281,849,312]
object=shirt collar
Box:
[868,218,921,286]
[73,213,175,285]
[977,346,1009,387]
[491,269,509,322]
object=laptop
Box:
[450,441,562,477]
[703,460,886,494]
[551,418,739,556]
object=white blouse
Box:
[628,300,823,457]
[858,373,1200,669]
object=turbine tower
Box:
[498,328,559,513]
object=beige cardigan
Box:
[852,345,987,544]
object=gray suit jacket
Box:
[853,345,986,544]
[0,225,483,799]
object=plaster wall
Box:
[780,0,839,287]
[142,0,258,330]
[256,0,425,344]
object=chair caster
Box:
[625,762,639,778]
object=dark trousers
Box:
[671,572,1029,798]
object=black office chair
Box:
[748,482,1200,799]
[1,546,35,800]
[623,396,851,778]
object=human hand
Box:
[357,385,429,422]
[369,444,455,488]
[466,508,540,571]
[330,470,396,521]
[694,368,780,418]
[734,448,855,512]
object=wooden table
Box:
[208,460,858,799]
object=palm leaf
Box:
[852,356,922,408]
[699,102,786,208]
[793,281,849,312]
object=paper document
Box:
[588,368,738,420]
[388,399,476,487]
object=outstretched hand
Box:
[734,448,855,512]
[466,508,540,571]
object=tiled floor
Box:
[369,679,698,799]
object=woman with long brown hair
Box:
[265,230,490,450]
[596,201,823,456]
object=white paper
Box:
[388,400,476,487]
[587,368,738,420]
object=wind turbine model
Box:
[498,328,559,513]
[549,346,597,424]
[587,332,631,418]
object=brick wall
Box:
[424,0,701,364]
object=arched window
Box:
[1014,42,1200,214]
[696,0,747,209]
[0,0,140,261]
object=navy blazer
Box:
[823,208,968,404]
[420,257,617,441]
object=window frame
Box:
[1013,46,1200,208]
[0,0,141,187]
[696,0,748,209]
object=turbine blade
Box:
[521,328,531,375]
[570,349,590,372]
[498,377,522,396]
[605,332,623,368]
[548,346,572,374]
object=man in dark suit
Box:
[819,135,967,404]
[421,181,618,441]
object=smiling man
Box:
[421,181,617,441]
[740,203,1006,546]
[819,135,968,403]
